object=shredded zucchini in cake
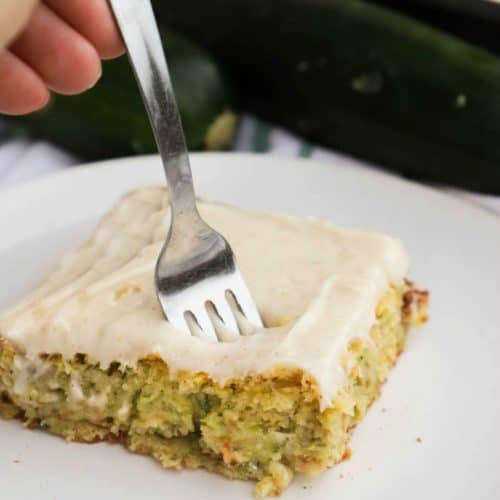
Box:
[0,283,428,496]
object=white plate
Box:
[1,153,499,500]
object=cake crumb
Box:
[416,437,422,443]
[381,407,387,413]
[339,474,344,479]
[13,459,20,464]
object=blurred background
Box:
[2,0,500,211]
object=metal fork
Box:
[109,0,262,341]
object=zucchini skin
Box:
[14,31,234,160]
[156,0,500,193]
[371,0,500,54]
[384,0,500,22]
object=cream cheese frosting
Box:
[0,187,409,408]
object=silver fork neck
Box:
[109,0,197,215]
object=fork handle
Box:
[109,0,197,214]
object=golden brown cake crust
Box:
[0,283,428,496]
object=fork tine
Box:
[227,274,263,329]
[185,304,218,341]
[208,295,240,342]
[184,311,205,338]
[225,290,256,336]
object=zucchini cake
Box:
[0,187,428,496]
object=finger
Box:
[0,49,49,115]
[0,0,38,49]
[10,3,101,95]
[43,0,125,60]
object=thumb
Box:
[0,0,39,49]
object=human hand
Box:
[0,0,125,115]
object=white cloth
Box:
[0,138,74,187]
[1,115,499,217]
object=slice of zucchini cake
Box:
[0,187,428,496]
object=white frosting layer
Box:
[0,187,408,408]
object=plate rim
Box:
[1,151,499,500]
[1,152,498,227]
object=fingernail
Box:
[87,62,103,90]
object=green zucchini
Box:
[13,30,236,160]
[397,0,500,21]
[371,0,500,54]
[155,0,500,193]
